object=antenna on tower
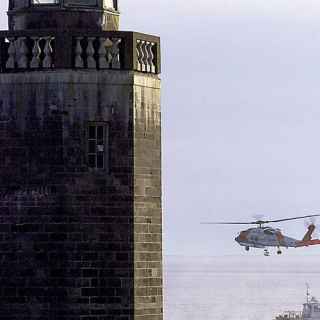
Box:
[306,283,310,304]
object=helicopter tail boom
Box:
[296,239,320,247]
[295,224,320,247]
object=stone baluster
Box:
[98,37,109,69]
[144,42,151,73]
[43,37,53,68]
[147,42,156,73]
[86,37,96,69]
[6,37,16,69]
[110,38,121,69]
[17,37,28,69]
[136,40,143,71]
[30,37,41,69]
[14,39,20,67]
[105,38,113,68]
[75,37,84,68]
[141,41,148,72]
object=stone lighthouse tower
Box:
[0,1,162,319]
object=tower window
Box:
[87,123,107,170]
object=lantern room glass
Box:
[31,0,99,5]
[31,0,60,4]
[63,0,98,5]
[104,0,116,8]
[25,0,116,9]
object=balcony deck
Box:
[0,30,161,74]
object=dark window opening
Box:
[314,306,320,313]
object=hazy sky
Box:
[2,1,320,257]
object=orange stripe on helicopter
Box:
[296,239,320,247]
[276,231,284,241]
[276,230,286,246]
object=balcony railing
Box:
[0,30,161,74]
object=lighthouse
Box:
[0,1,162,319]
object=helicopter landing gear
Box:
[277,247,282,255]
[264,249,270,257]
[245,246,250,252]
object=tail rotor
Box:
[304,217,319,240]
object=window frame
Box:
[86,121,109,172]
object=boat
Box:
[274,287,320,320]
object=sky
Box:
[2,1,320,257]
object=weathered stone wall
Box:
[0,70,162,320]
[133,75,162,320]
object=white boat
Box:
[274,288,320,320]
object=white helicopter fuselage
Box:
[235,227,300,249]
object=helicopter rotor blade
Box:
[201,222,258,225]
[201,214,320,226]
[263,214,320,224]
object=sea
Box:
[164,255,320,320]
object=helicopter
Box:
[202,214,320,256]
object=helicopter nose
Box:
[235,236,240,242]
